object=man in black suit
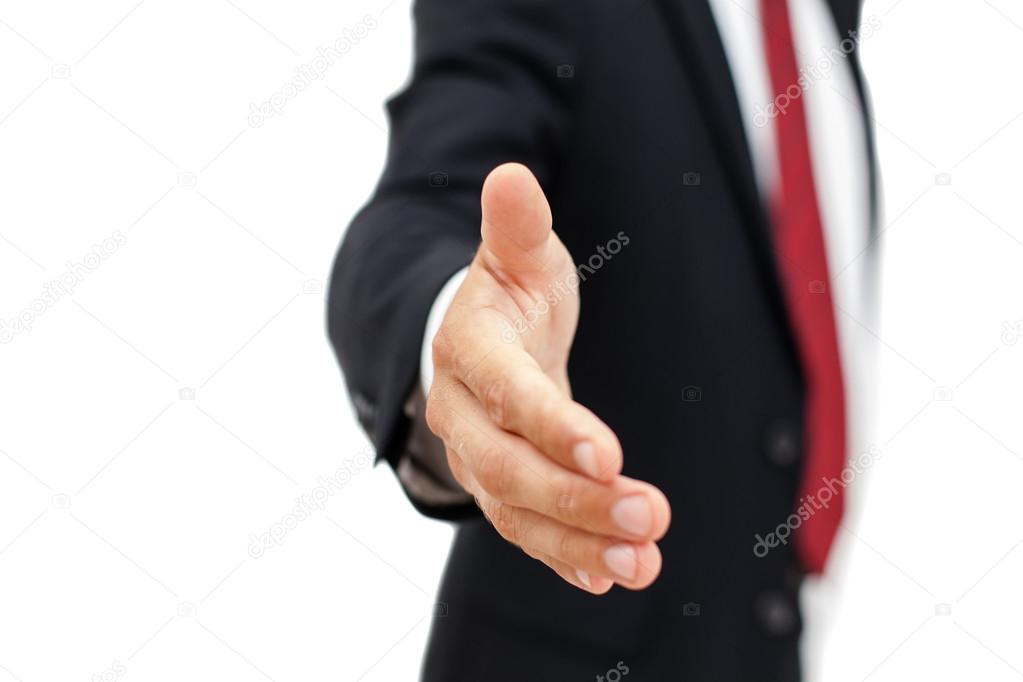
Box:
[328,0,878,678]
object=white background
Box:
[1,1,1023,680]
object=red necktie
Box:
[759,0,847,573]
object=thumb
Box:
[480,163,560,277]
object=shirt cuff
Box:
[397,266,473,510]
[420,266,470,394]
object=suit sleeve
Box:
[326,0,578,519]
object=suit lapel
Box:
[652,0,878,326]
[654,0,768,239]
[652,0,791,335]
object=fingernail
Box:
[611,495,652,537]
[575,568,591,589]
[573,441,599,478]
[604,544,637,581]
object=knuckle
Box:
[559,529,600,569]
[520,544,546,562]
[431,326,453,369]
[482,370,511,427]
[424,392,446,437]
[534,390,561,450]
[490,502,519,544]
[444,448,469,487]
[475,444,511,498]
[552,478,583,524]
[556,527,579,564]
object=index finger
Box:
[440,324,623,481]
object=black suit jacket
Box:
[327,0,876,679]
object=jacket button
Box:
[764,420,800,467]
[754,590,798,637]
